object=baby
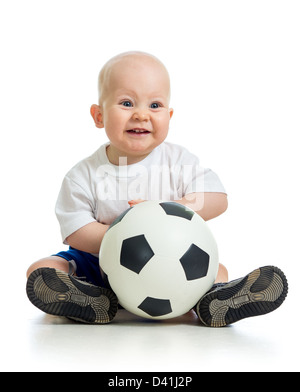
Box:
[26,51,288,327]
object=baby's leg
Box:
[26,256,71,278]
[215,263,229,283]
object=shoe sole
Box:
[26,268,118,324]
[196,266,288,327]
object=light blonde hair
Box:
[97,51,170,105]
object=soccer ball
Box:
[99,201,219,319]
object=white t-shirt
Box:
[55,142,226,245]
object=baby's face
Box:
[97,55,173,165]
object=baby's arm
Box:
[67,192,227,253]
[66,221,109,254]
[177,192,228,221]
[129,192,228,221]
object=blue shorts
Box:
[54,247,107,288]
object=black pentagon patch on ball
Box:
[107,207,132,231]
[138,297,172,317]
[179,244,210,280]
[159,202,194,221]
[120,235,154,274]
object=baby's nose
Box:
[132,110,150,121]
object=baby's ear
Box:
[90,104,104,128]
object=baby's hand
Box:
[128,199,146,207]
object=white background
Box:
[1,0,299,372]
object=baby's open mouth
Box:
[126,128,150,134]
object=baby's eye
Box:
[121,101,133,107]
[150,102,161,109]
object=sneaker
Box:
[195,265,288,327]
[26,268,118,324]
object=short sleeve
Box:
[55,175,97,244]
[178,150,226,195]
[184,167,226,194]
